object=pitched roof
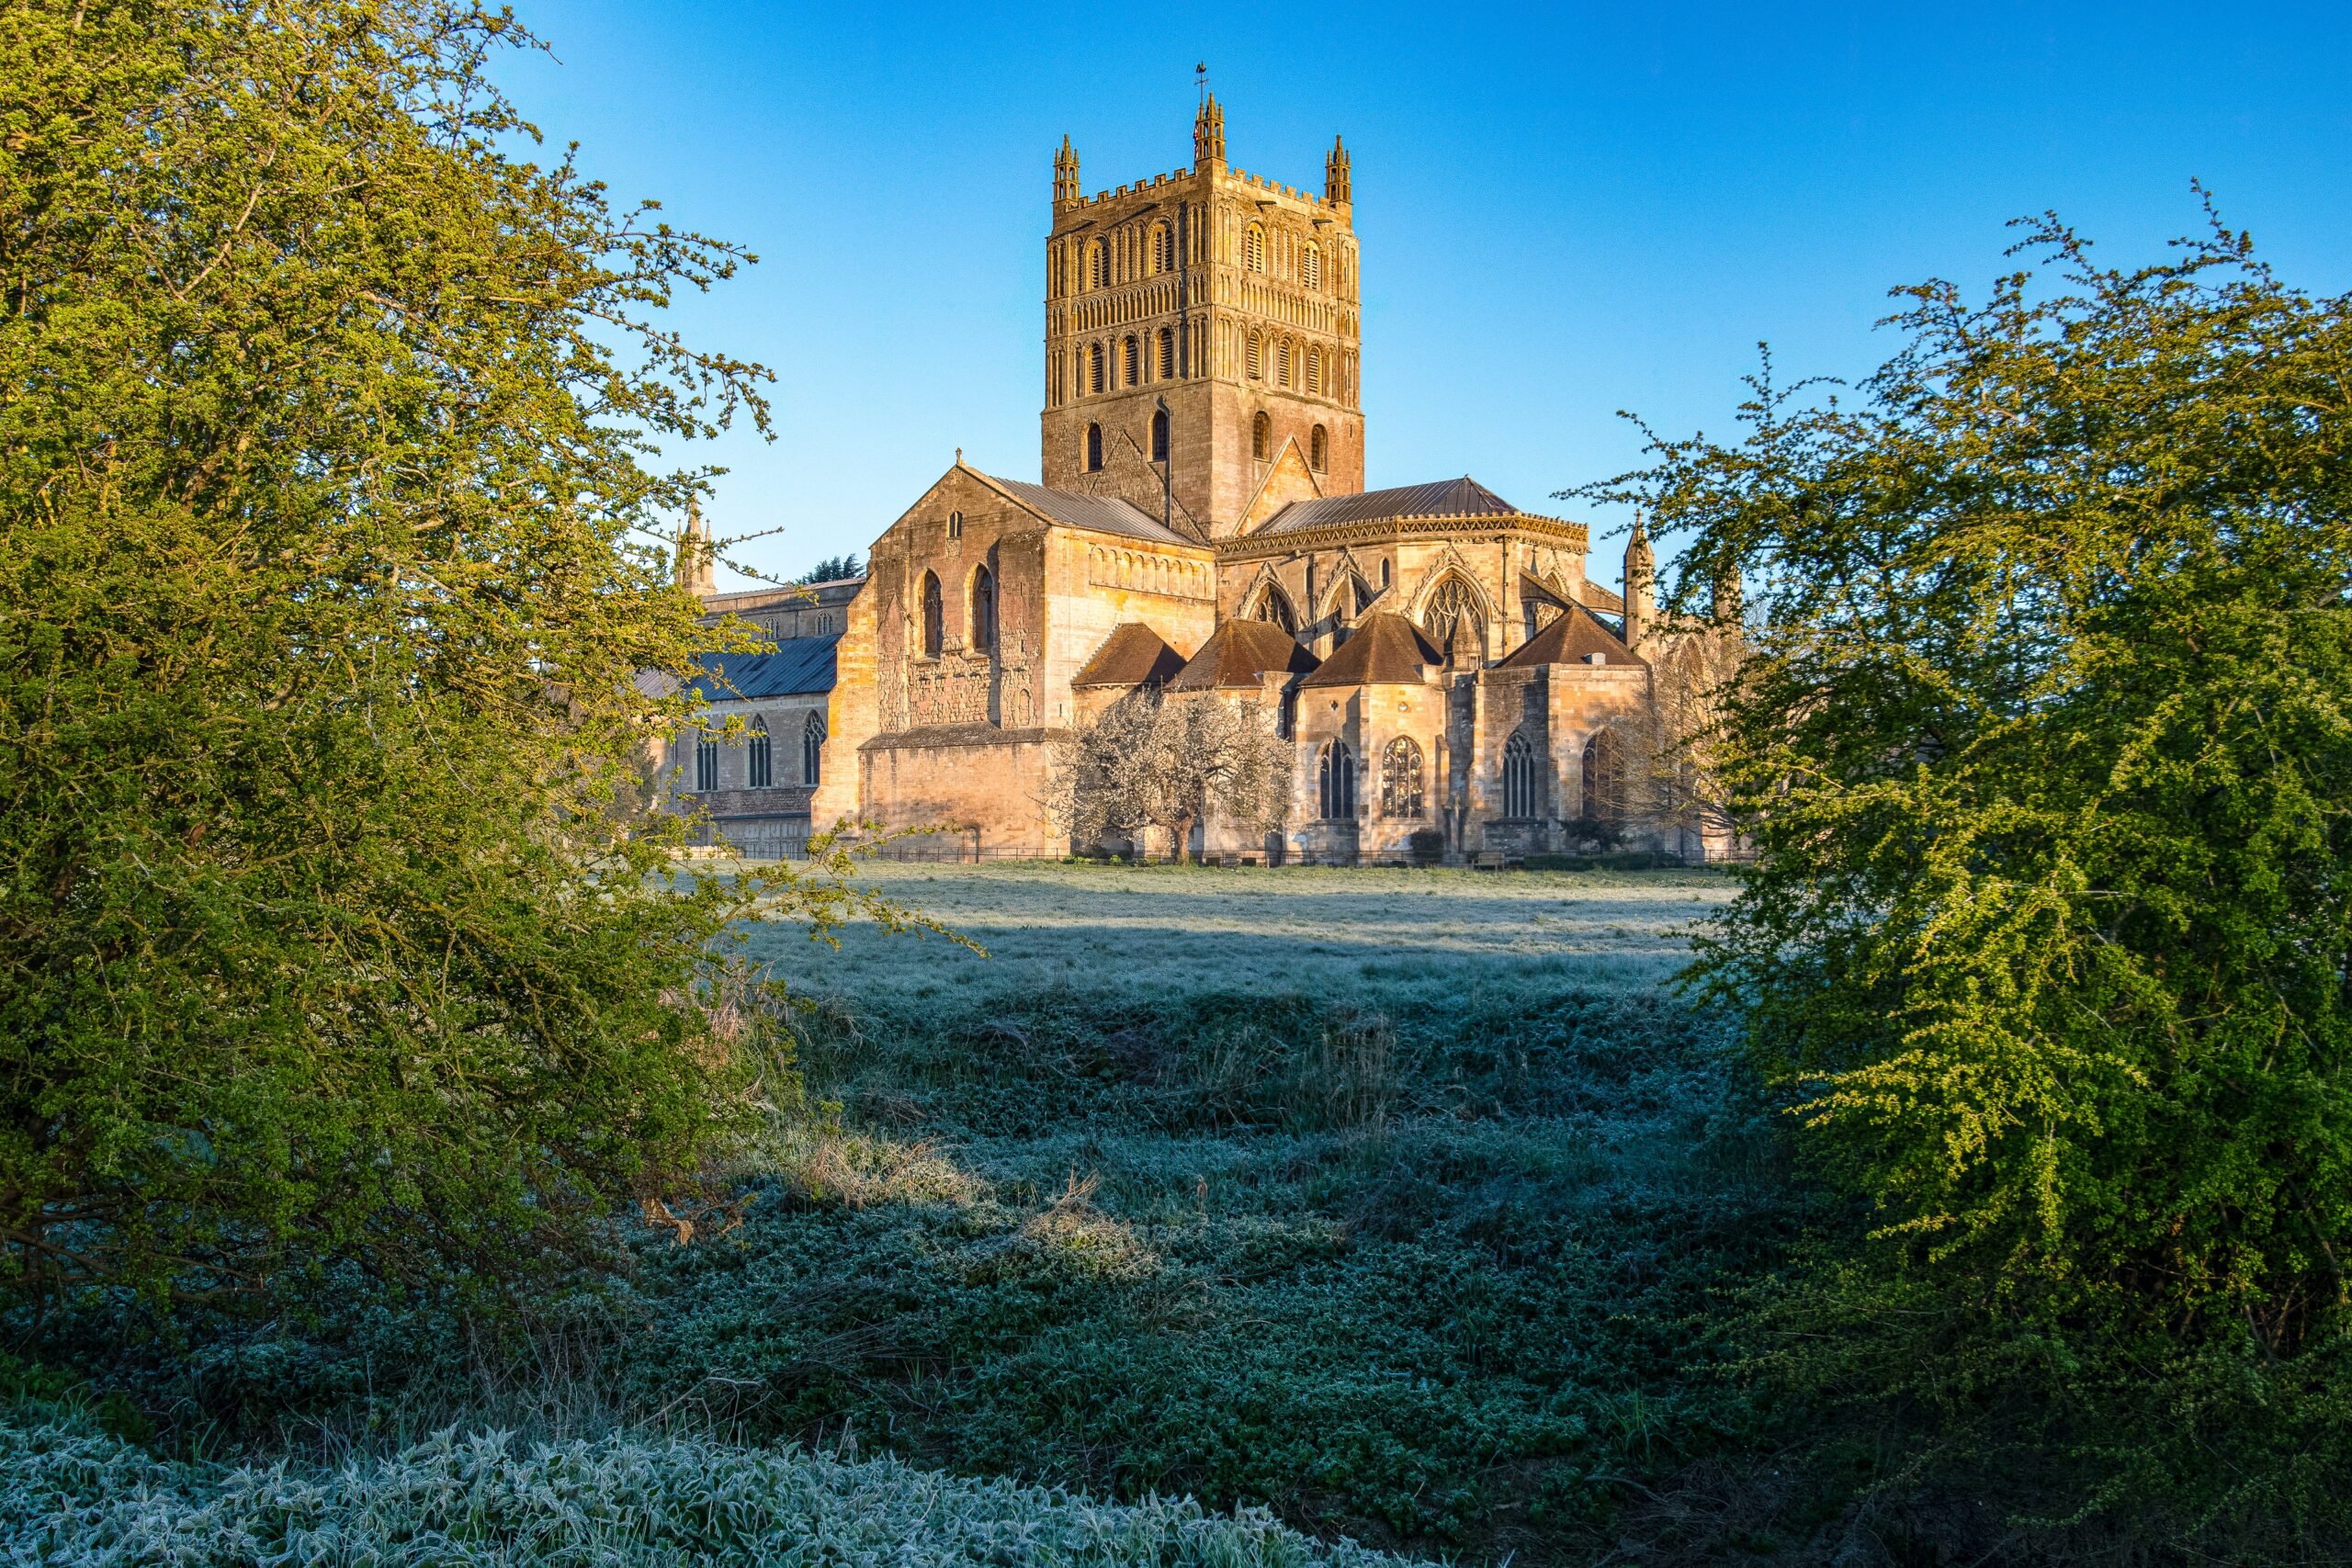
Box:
[1167,618,1320,691]
[686,635,842,701]
[1253,476,1521,536]
[1581,582,1626,614]
[1297,612,1446,689]
[1496,603,1645,669]
[1071,623,1189,688]
[975,470,1202,547]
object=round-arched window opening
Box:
[1310,424,1329,472]
[1150,408,1170,462]
[1251,411,1271,461]
[1086,423,1103,472]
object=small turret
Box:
[1623,511,1655,650]
[1052,134,1080,207]
[675,498,715,600]
[1193,94,1226,168]
[1324,134,1351,208]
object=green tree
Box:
[0,1,855,1307]
[1595,210,2352,1352]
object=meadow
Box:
[8,863,1814,1565]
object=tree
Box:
[803,553,863,584]
[1592,209,2352,1360]
[0,2,888,1307]
[1053,692,1291,863]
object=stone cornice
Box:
[1214,513,1589,560]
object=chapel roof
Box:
[685,633,842,701]
[1297,612,1446,689]
[1252,476,1521,536]
[1071,623,1189,689]
[1495,603,1645,669]
[1166,618,1320,691]
[976,470,1203,547]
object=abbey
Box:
[670,100,1723,863]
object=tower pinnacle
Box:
[1623,511,1655,650]
[1193,93,1225,168]
[1052,134,1080,206]
[675,498,715,600]
[1324,134,1351,207]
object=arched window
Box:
[694,732,719,794]
[802,711,826,785]
[1246,333,1261,379]
[1250,583,1297,634]
[1303,242,1322,290]
[1245,222,1266,273]
[1149,223,1173,273]
[1582,729,1625,822]
[946,509,963,540]
[1156,327,1174,378]
[1088,343,1104,395]
[1252,411,1271,460]
[1150,407,1170,461]
[1306,348,1322,394]
[920,570,943,658]
[969,564,996,652]
[1090,240,1109,288]
[1309,424,1328,471]
[1421,574,1485,655]
[1503,731,1544,819]
[1275,339,1292,386]
[745,716,772,788]
[1317,740,1357,821]
[1381,738,1424,818]
[1379,559,1392,589]
[1122,335,1138,386]
[1086,423,1103,472]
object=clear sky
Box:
[494,3,2351,592]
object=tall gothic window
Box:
[1303,242,1322,290]
[694,732,719,794]
[969,564,996,653]
[803,711,826,784]
[1150,407,1170,461]
[920,571,943,658]
[1306,347,1322,394]
[746,716,772,789]
[1421,574,1484,653]
[1251,583,1297,634]
[1090,240,1109,288]
[1317,740,1357,820]
[1246,333,1261,379]
[1086,423,1103,472]
[1088,343,1104,395]
[1251,411,1271,460]
[1310,424,1328,471]
[1502,730,1543,818]
[1150,223,1173,273]
[1381,737,1424,818]
[1582,728,1625,822]
[1157,327,1174,378]
[946,509,963,540]
[1122,335,1138,386]
[1245,222,1266,273]
[1280,339,1295,387]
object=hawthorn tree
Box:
[0,1,876,1307]
[1055,692,1291,863]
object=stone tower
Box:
[1039,97,1364,537]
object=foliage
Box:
[0,0,828,1307]
[0,1401,1421,1568]
[802,552,864,583]
[1587,208,2352,1518]
[1052,692,1292,863]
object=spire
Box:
[1193,93,1225,168]
[1052,134,1080,207]
[1623,511,1656,650]
[1324,134,1351,207]
[675,498,715,600]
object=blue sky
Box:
[495,3,2351,591]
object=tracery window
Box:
[920,570,943,658]
[1245,222,1266,273]
[1421,574,1485,653]
[1317,739,1357,820]
[694,733,719,794]
[1303,242,1322,290]
[1150,407,1170,461]
[1381,737,1424,818]
[802,711,826,785]
[970,563,996,652]
[1251,583,1297,633]
[1310,423,1328,471]
[1502,730,1544,819]
[1086,422,1103,472]
[1157,327,1174,378]
[1582,728,1625,822]
[746,716,773,788]
[1252,411,1271,460]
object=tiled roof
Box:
[1253,477,1522,536]
[1496,604,1645,669]
[1072,623,1189,688]
[1167,618,1320,691]
[978,471,1203,547]
[686,635,841,701]
[1297,612,1445,689]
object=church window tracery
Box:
[803,711,826,785]
[1503,730,1544,819]
[1421,574,1486,653]
[1382,738,1424,818]
[1251,411,1271,460]
[1250,581,1298,633]
[920,571,944,658]
[694,733,719,794]
[746,716,773,788]
[1086,423,1103,472]
[970,564,996,653]
[1317,740,1357,820]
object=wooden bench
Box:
[1471,850,1505,871]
